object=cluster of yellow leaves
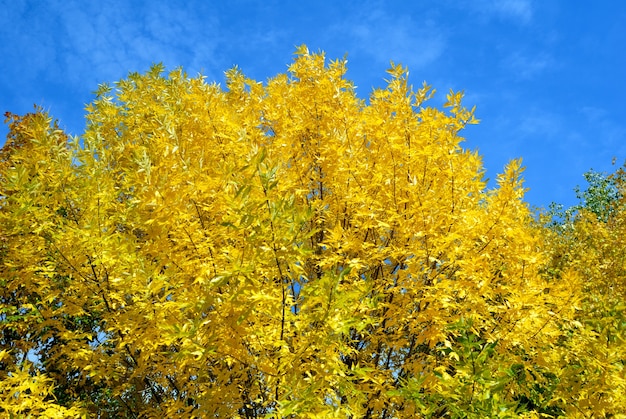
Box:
[1,46,620,417]
[0,351,85,418]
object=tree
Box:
[1,110,86,417]
[539,165,626,417]
[1,47,586,417]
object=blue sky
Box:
[1,0,625,209]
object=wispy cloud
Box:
[579,106,626,157]
[330,4,446,71]
[502,51,553,79]
[493,0,533,22]
[55,1,222,84]
[518,109,568,143]
[5,1,224,95]
[464,0,533,24]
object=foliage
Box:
[574,168,622,223]
[539,164,626,417]
[1,47,622,417]
[545,166,623,227]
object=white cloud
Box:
[494,0,533,22]
[330,4,446,71]
[518,110,565,141]
[579,106,626,155]
[465,0,533,24]
[14,0,224,91]
[502,51,553,79]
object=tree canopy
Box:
[1,47,624,418]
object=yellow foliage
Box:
[0,353,85,418]
[1,47,618,417]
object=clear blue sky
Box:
[2,0,625,209]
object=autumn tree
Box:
[539,165,626,417]
[1,110,86,417]
[1,47,593,418]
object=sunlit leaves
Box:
[539,164,626,416]
[2,47,620,417]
